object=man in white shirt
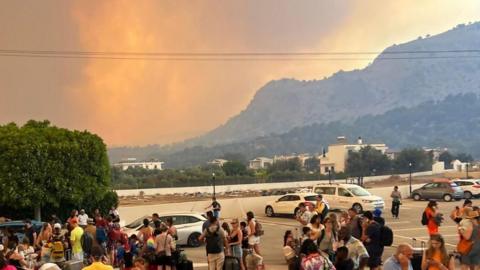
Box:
[338,226,369,269]
[296,202,314,230]
[78,209,89,228]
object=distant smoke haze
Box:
[1,0,479,145]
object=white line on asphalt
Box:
[386,221,411,224]
[394,234,457,247]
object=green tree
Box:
[346,146,391,177]
[455,153,473,163]
[394,148,433,173]
[0,120,115,220]
[222,161,248,176]
[438,151,454,169]
[304,157,320,172]
[268,157,302,173]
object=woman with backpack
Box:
[424,201,440,236]
[316,216,337,262]
[421,234,455,270]
[246,211,262,256]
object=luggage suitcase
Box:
[176,259,193,270]
[223,256,240,270]
[411,238,426,270]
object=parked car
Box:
[265,193,318,217]
[452,179,480,199]
[0,220,43,243]
[122,212,206,247]
[412,179,464,202]
[312,183,385,213]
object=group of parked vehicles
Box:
[265,178,480,217]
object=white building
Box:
[114,158,164,171]
[249,157,273,170]
[451,159,468,172]
[207,159,229,167]
[319,136,388,173]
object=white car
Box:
[312,183,384,213]
[452,179,480,199]
[265,193,318,217]
[122,212,206,247]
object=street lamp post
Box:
[212,172,216,198]
[328,169,332,184]
[466,163,469,179]
[409,162,413,196]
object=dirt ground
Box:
[119,173,444,206]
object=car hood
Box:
[360,195,384,201]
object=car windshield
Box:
[347,187,371,196]
[450,183,459,187]
[304,196,317,201]
[125,216,149,229]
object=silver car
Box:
[122,212,206,247]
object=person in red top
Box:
[425,200,439,235]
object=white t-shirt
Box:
[78,214,88,226]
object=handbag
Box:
[457,236,473,256]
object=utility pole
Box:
[212,172,216,198]
[409,162,413,196]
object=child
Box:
[334,246,354,270]
[133,257,146,270]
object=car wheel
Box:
[187,232,201,247]
[352,203,363,213]
[413,193,421,201]
[265,206,275,217]
[293,207,300,217]
[443,194,452,202]
[464,191,473,200]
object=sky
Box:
[1,1,480,146]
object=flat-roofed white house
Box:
[114,158,164,171]
[249,157,273,170]
[207,159,229,167]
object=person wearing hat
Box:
[458,207,480,269]
[85,218,97,245]
[372,209,385,226]
[49,223,66,263]
[69,219,84,261]
[228,218,245,270]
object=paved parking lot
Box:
[181,198,469,269]
[119,194,474,269]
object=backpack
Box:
[205,227,222,254]
[81,232,94,254]
[421,211,428,226]
[96,227,107,243]
[254,221,264,237]
[50,240,65,260]
[380,225,393,246]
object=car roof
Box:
[314,183,360,188]
[0,220,43,228]
[283,193,319,197]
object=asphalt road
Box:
[119,196,473,269]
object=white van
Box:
[312,183,384,213]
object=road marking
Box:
[386,221,411,224]
[393,234,457,247]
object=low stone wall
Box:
[115,171,434,196]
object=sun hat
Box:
[54,223,61,229]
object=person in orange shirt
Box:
[421,234,455,270]
[425,201,439,235]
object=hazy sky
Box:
[1,1,479,146]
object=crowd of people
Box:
[2,189,480,270]
[283,191,480,270]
